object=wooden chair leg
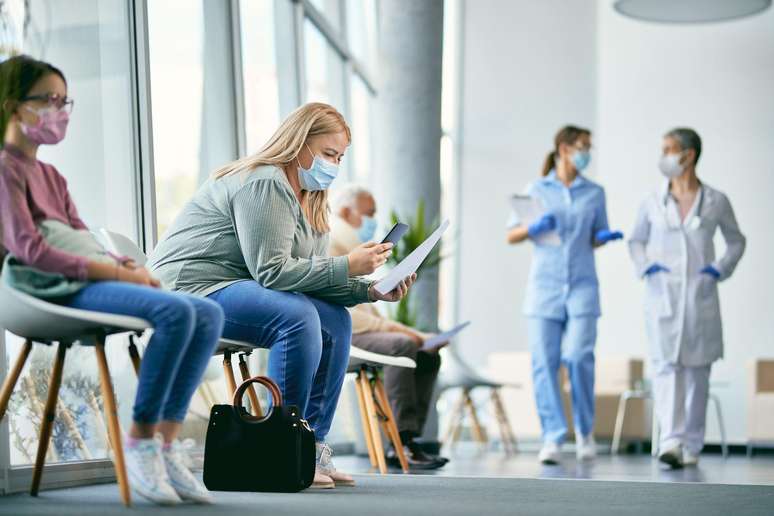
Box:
[238,354,263,417]
[95,338,131,507]
[24,376,57,462]
[360,371,388,474]
[353,372,378,467]
[127,335,141,377]
[443,391,466,447]
[30,342,67,497]
[491,389,517,454]
[374,377,409,473]
[222,351,237,399]
[464,389,487,444]
[0,339,33,421]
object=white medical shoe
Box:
[538,441,562,465]
[658,444,684,469]
[162,440,214,504]
[682,449,700,466]
[124,438,182,506]
[576,434,597,461]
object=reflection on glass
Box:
[346,0,377,66]
[240,0,281,154]
[5,0,137,466]
[148,0,205,237]
[349,75,373,185]
[304,19,344,110]
[309,0,342,32]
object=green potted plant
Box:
[386,200,444,329]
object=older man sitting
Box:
[329,184,447,470]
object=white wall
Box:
[455,0,597,364]
[455,0,774,443]
[595,1,774,443]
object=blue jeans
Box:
[207,280,352,441]
[57,282,224,423]
[528,315,597,444]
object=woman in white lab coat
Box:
[629,128,745,469]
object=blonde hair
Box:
[213,102,351,233]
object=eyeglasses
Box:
[20,93,74,114]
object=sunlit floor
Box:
[334,442,774,486]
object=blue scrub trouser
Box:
[528,315,597,445]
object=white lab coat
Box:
[629,181,746,367]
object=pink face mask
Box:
[20,105,69,145]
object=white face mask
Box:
[659,152,685,179]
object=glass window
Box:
[304,19,345,110]
[148,0,238,237]
[240,0,281,154]
[345,0,377,66]
[348,75,374,185]
[309,0,342,33]
[4,0,138,466]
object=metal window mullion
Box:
[230,0,247,158]
[450,0,466,327]
[294,0,308,103]
[131,0,158,251]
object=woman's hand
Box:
[348,242,393,276]
[118,266,161,288]
[368,273,416,302]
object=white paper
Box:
[421,321,471,351]
[373,219,450,296]
[510,195,561,246]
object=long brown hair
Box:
[540,125,591,176]
[213,102,351,233]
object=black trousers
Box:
[351,332,442,436]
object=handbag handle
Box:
[232,376,283,422]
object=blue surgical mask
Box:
[572,150,591,172]
[357,216,378,242]
[297,144,339,191]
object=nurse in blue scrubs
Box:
[506,125,623,465]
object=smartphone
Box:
[380,223,409,245]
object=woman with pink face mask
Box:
[0,55,225,506]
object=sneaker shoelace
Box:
[135,442,167,485]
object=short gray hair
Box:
[665,127,702,165]
[331,183,372,212]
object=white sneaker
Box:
[538,442,562,465]
[124,438,181,506]
[316,443,355,487]
[682,449,700,466]
[576,434,597,461]
[658,444,684,469]
[162,440,214,504]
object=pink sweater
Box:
[0,144,90,280]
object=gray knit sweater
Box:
[147,165,371,306]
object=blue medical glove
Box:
[528,214,557,238]
[595,229,624,243]
[700,265,721,279]
[644,263,669,277]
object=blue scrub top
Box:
[511,171,609,320]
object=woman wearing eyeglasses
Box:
[629,128,745,469]
[506,125,624,465]
[0,55,225,505]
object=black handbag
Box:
[203,376,316,493]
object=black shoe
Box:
[387,441,446,470]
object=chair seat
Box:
[215,338,259,355]
[0,283,150,342]
[348,346,417,370]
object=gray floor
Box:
[1,471,774,516]
[3,448,774,515]
[336,443,774,485]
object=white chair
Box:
[0,280,149,506]
[95,229,265,415]
[610,387,728,458]
[348,346,416,474]
[437,346,520,454]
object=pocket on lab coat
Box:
[645,273,674,319]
